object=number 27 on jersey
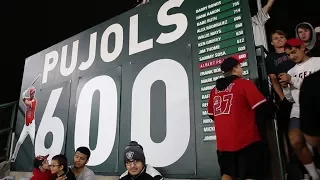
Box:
[212,94,233,116]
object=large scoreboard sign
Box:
[13,0,257,178]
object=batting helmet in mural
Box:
[29,86,36,96]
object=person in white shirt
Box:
[279,38,320,180]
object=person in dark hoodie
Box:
[30,155,52,180]
[207,57,271,180]
[119,141,163,180]
[296,22,320,57]
[50,154,76,180]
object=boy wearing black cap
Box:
[207,57,269,180]
[279,38,320,180]
[31,155,52,180]
[120,141,163,180]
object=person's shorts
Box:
[216,141,267,179]
[289,117,300,130]
[277,100,292,132]
[301,116,320,137]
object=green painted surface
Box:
[13,0,260,178]
[196,7,242,27]
[199,36,245,54]
[199,44,247,61]
[196,14,243,34]
[198,28,244,47]
[196,0,241,17]
[197,22,244,40]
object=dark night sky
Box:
[1,0,318,104]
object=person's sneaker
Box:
[10,157,15,162]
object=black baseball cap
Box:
[221,57,243,73]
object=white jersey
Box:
[283,57,320,118]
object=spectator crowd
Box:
[206,23,319,180]
[205,0,320,179]
[266,22,320,180]
[29,142,163,180]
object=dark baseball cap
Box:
[221,57,243,73]
[284,38,304,50]
[33,154,49,169]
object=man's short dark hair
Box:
[270,30,287,40]
[76,146,91,159]
[296,24,314,42]
[297,23,312,32]
[52,154,68,172]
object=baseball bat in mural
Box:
[28,74,41,90]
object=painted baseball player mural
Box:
[11,86,37,162]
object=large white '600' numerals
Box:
[35,88,65,160]
[131,59,190,167]
[75,75,118,166]
[35,59,190,167]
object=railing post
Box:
[255,46,286,180]
[0,101,18,161]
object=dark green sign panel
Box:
[13,0,257,178]
[193,0,257,177]
[198,29,244,47]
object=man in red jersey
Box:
[207,57,269,180]
[11,86,37,162]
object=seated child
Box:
[31,154,52,180]
[50,154,76,180]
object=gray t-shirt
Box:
[70,166,95,180]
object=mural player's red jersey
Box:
[207,78,266,151]
[25,98,37,125]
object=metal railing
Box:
[255,45,286,180]
[0,102,17,162]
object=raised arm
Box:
[21,89,33,108]
[262,0,275,14]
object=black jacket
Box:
[119,165,163,180]
[52,168,76,180]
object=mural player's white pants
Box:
[12,120,35,160]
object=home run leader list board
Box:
[195,0,255,142]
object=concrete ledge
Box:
[9,172,32,180]
[10,172,120,180]
[9,172,194,180]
